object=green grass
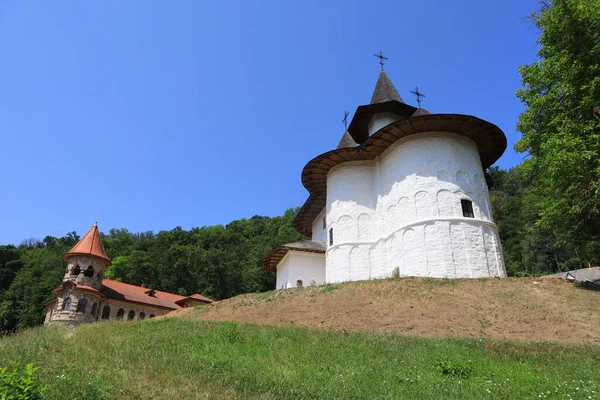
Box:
[1,319,599,399]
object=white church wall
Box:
[324,131,506,283]
[368,112,403,136]
[276,256,291,290]
[327,162,376,246]
[311,208,327,243]
[277,251,326,289]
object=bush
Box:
[0,361,45,400]
[435,357,474,378]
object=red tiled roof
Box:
[52,280,103,296]
[47,278,214,311]
[64,223,111,265]
[100,279,213,310]
[175,293,213,306]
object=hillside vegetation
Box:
[2,0,600,340]
[1,318,599,399]
[173,277,600,344]
[0,209,302,333]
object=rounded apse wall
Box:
[325,132,506,283]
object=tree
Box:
[515,0,600,268]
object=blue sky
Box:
[0,0,540,244]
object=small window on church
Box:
[101,305,110,320]
[117,308,125,320]
[139,312,146,320]
[322,217,326,230]
[62,297,72,311]
[329,228,333,246]
[91,302,98,317]
[461,199,474,218]
[149,314,156,319]
[76,299,88,313]
[84,266,94,277]
[73,265,81,276]
[296,280,303,287]
[127,310,135,321]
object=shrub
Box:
[435,357,474,378]
[0,361,45,400]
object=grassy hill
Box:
[174,277,600,343]
[1,278,599,399]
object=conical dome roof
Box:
[370,70,404,104]
[347,70,417,144]
[336,131,357,149]
[63,223,110,265]
[412,107,431,117]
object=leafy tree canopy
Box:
[515,0,600,265]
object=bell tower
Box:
[46,222,111,325]
[62,222,111,290]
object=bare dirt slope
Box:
[170,278,600,343]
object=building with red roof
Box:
[44,223,213,325]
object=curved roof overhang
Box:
[293,113,507,237]
[63,252,112,266]
[261,241,326,272]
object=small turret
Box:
[63,223,111,290]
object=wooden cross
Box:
[410,87,426,107]
[95,214,100,225]
[342,111,349,129]
[374,50,388,70]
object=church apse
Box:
[323,131,506,281]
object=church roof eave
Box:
[261,240,327,272]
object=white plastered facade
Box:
[276,250,326,289]
[321,131,506,283]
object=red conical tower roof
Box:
[63,223,111,265]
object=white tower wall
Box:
[311,208,327,243]
[325,132,506,282]
[326,163,376,283]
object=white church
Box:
[262,66,508,289]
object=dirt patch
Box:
[169,278,600,343]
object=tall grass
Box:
[0,318,598,399]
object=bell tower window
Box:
[84,266,94,277]
[461,199,474,218]
[72,265,81,276]
[76,299,88,313]
[62,297,72,311]
[329,228,333,246]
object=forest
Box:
[0,0,599,333]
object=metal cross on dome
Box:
[410,87,426,107]
[374,50,388,70]
[342,111,349,129]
